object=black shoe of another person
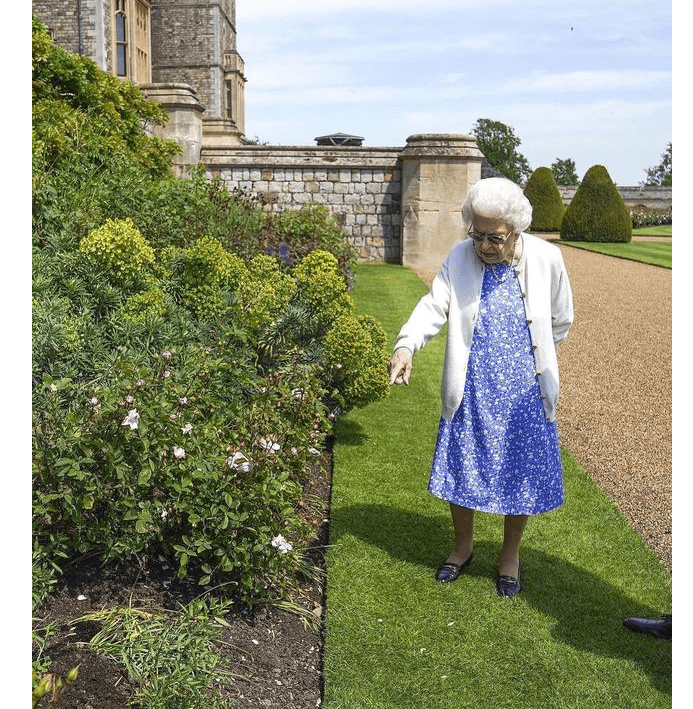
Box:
[622,614,672,640]
[435,553,473,583]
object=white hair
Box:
[460,177,532,234]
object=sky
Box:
[235,0,672,186]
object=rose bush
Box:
[32,16,388,614]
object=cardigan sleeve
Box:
[550,251,574,346]
[393,257,452,354]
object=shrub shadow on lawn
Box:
[330,502,671,694]
[334,417,371,446]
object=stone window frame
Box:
[112,0,151,84]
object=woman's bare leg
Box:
[499,514,528,578]
[445,503,474,565]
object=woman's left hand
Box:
[388,347,413,386]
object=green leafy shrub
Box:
[293,249,354,326]
[32,16,180,248]
[237,254,297,332]
[79,218,155,289]
[79,600,233,709]
[323,314,391,410]
[133,169,269,254]
[269,204,357,282]
[32,339,325,605]
[524,167,565,231]
[560,165,632,242]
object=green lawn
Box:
[549,239,671,269]
[633,225,672,237]
[323,263,671,709]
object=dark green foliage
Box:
[32,15,181,247]
[551,157,580,186]
[560,165,632,243]
[524,167,565,232]
[641,142,672,187]
[471,118,531,185]
[268,204,357,284]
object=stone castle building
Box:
[32,2,669,270]
[32,0,247,161]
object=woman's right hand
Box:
[388,347,413,386]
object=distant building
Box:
[32,0,247,152]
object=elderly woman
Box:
[388,177,573,598]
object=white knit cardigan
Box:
[394,233,574,422]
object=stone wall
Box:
[201,135,484,269]
[558,185,672,210]
[150,0,244,143]
[33,0,112,71]
[202,144,404,262]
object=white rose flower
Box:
[226,451,253,473]
[173,446,186,459]
[258,437,280,453]
[271,534,293,554]
[121,409,140,430]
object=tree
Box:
[560,165,631,243]
[551,158,580,186]
[470,118,531,185]
[524,167,565,232]
[641,142,672,187]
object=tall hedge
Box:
[524,167,565,231]
[560,165,632,242]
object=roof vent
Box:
[314,132,364,146]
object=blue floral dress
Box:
[428,262,564,515]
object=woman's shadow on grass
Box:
[329,502,671,694]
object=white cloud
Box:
[240,0,511,20]
[237,0,671,184]
[503,70,672,94]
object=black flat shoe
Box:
[435,553,473,583]
[623,614,672,640]
[496,562,522,598]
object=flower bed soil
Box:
[34,461,331,709]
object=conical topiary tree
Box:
[524,167,565,231]
[560,165,632,242]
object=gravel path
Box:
[415,237,672,572]
[554,240,671,573]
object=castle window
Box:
[113,0,151,83]
[115,4,127,77]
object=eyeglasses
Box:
[467,229,515,245]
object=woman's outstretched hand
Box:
[388,347,413,386]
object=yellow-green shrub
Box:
[121,287,167,324]
[323,314,390,410]
[238,254,296,330]
[79,218,155,288]
[293,249,354,326]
